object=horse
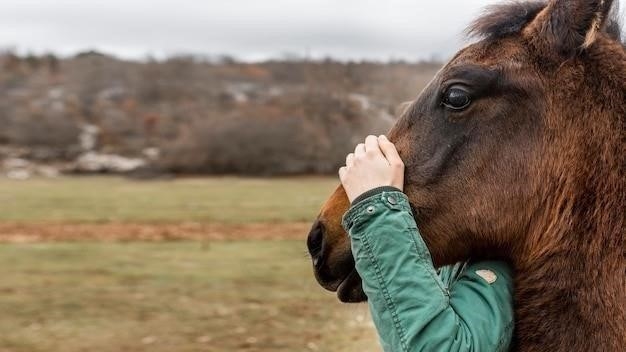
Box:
[306,0,625,350]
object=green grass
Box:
[0,176,338,223]
[0,240,377,352]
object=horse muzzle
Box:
[306,218,366,303]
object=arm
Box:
[342,188,514,352]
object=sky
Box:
[0,0,622,62]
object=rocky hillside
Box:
[0,51,441,176]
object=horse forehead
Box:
[450,38,529,69]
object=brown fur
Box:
[308,0,625,350]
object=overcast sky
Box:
[1,0,620,62]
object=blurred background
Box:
[0,1,503,351]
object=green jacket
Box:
[342,187,514,352]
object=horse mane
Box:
[466,0,624,45]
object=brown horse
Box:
[306,0,625,350]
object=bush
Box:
[6,108,80,149]
[157,90,392,175]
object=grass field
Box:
[0,241,378,352]
[0,176,379,352]
[0,176,339,223]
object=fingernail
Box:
[379,135,387,140]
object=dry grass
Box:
[0,241,378,352]
[0,176,338,223]
[0,176,379,351]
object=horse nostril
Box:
[307,220,325,261]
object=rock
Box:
[6,169,31,180]
[142,147,160,161]
[3,158,32,180]
[72,152,146,173]
[79,124,100,151]
[36,166,60,178]
[2,157,62,179]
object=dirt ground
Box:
[0,222,313,243]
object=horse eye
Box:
[442,86,471,110]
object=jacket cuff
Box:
[351,186,402,207]
[341,189,411,232]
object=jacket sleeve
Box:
[341,189,514,352]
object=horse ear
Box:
[524,0,615,57]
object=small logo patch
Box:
[475,269,497,284]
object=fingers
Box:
[353,135,385,162]
[378,135,404,168]
[338,166,347,180]
[346,153,354,167]
[364,135,380,155]
[354,143,366,158]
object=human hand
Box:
[338,135,405,203]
